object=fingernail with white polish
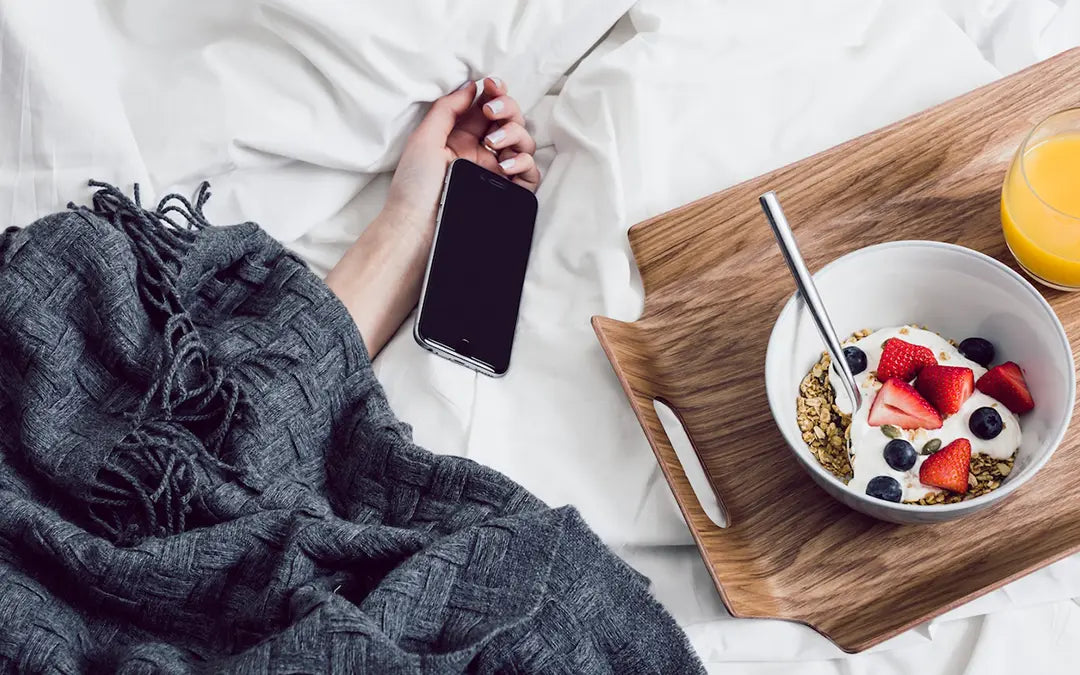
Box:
[485,99,504,115]
[488,76,502,88]
[456,80,474,91]
[499,158,516,171]
[485,129,506,146]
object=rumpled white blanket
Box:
[2,1,1080,672]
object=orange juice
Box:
[1002,127,1080,289]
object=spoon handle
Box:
[759,191,863,411]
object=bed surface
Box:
[3,1,1080,672]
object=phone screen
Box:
[416,159,538,375]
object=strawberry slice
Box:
[877,338,937,382]
[919,438,971,493]
[867,379,943,430]
[915,364,974,416]
[976,362,1035,414]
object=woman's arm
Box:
[326,77,540,357]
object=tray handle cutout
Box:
[653,399,728,527]
[592,315,733,536]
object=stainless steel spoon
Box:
[759,191,863,412]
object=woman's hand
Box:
[326,77,541,358]
[383,76,541,246]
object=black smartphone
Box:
[414,159,538,377]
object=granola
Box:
[797,352,852,481]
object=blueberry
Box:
[866,475,903,502]
[969,406,1003,439]
[883,439,917,471]
[843,346,867,375]
[959,337,995,367]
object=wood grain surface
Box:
[592,47,1080,652]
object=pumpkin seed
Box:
[881,424,901,439]
[921,438,942,455]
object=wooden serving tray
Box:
[592,47,1080,652]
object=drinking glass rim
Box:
[1018,106,1080,221]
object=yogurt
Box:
[828,326,1020,502]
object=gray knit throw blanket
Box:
[0,182,702,674]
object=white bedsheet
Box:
[3,1,1080,672]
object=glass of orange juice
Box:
[1002,108,1080,290]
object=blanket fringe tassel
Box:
[69,181,247,545]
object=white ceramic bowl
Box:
[765,241,1075,524]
